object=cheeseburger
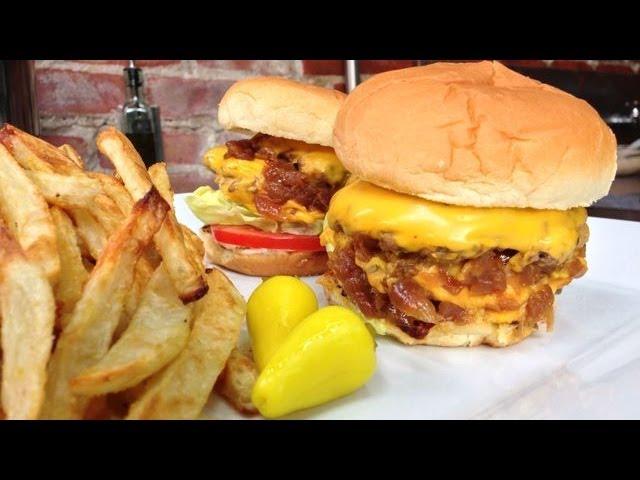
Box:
[187,77,348,276]
[320,61,616,347]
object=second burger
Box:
[187,77,348,276]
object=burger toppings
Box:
[325,227,587,340]
[188,135,347,237]
[328,242,434,339]
[324,181,589,264]
[225,138,256,160]
[231,134,342,221]
[388,277,438,323]
[464,251,507,295]
[210,225,325,252]
[254,158,336,222]
[318,179,591,341]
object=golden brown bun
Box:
[319,275,535,347]
[201,227,327,277]
[219,76,346,147]
[333,61,617,210]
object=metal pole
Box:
[345,60,361,93]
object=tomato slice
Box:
[212,225,325,252]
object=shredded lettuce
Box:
[186,186,324,235]
[186,186,278,231]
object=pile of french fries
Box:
[0,124,258,419]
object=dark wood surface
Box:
[590,175,640,222]
[588,207,640,222]
[609,175,640,196]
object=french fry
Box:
[81,256,95,272]
[117,380,150,407]
[82,393,133,420]
[0,127,124,269]
[148,162,174,205]
[82,396,111,420]
[68,190,149,331]
[50,207,89,330]
[149,162,205,273]
[70,263,191,396]
[92,193,126,235]
[0,124,81,174]
[58,144,84,169]
[117,252,157,339]
[215,348,259,415]
[148,161,205,269]
[97,128,207,303]
[0,126,124,239]
[0,126,123,246]
[148,162,204,265]
[158,214,208,302]
[143,245,163,269]
[69,183,152,335]
[182,225,205,272]
[40,188,169,419]
[69,208,108,261]
[96,128,152,199]
[25,170,102,209]
[0,143,60,284]
[0,124,238,420]
[87,172,134,216]
[0,223,55,419]
[126,269,246,420]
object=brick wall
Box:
[35,59,640,192]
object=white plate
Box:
[175,194,640,420]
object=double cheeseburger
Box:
[187,77,348,276]
[320,61,616,347]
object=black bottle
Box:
[121,61,163,167]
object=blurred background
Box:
[1,60,639,218]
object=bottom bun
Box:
[201,226,327,277]
[319,275,537,348]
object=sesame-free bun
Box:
[218,76,346,147]
[333,61,617,210]
[201,226,327,277]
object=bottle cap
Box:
[123,60,144,89]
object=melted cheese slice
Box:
[280,200,325,224]
[203,140,346,225]
[256,136,347,184]
[204,146,264,212]
[326,180,587,261]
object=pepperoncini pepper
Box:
[247,276,318,371]
[252,305,376,418]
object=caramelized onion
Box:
[525,286,554,326]
[329,231,587,340]
[225,139,256,160]
[255,159,336,221]
[437,302,467,323]
[388,278,439,323]
[387,304,433,339]
[440,269,464,294]
[329,243,434,339]
[465,251,507,295]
